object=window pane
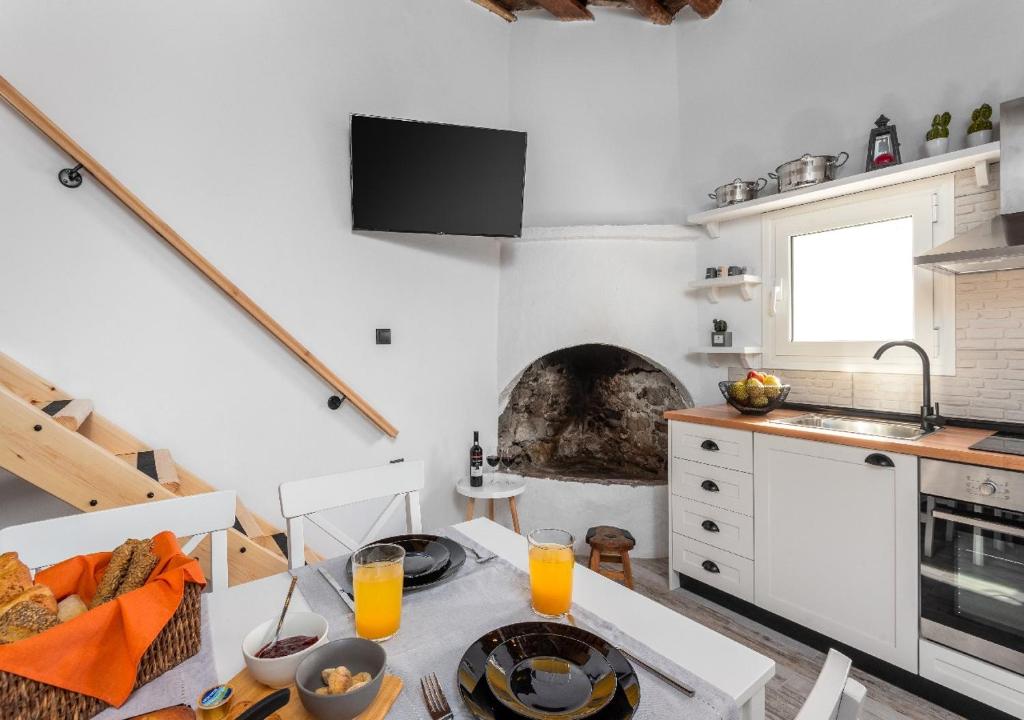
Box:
[791,217,915,342]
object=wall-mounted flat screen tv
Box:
[351,115,527,238]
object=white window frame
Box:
[762,175,956,375]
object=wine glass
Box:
[498,446,513,473]
[486,454,500,476]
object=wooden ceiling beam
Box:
[626,0,674,24]
[471,0,517,22]
[687,0,722,18]
[534,0,594,21]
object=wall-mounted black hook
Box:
[58,163,84,189]
[327,394,346,410]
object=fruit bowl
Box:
[719,379,791,415]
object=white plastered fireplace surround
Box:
[495,225,707,557]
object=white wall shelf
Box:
[690,346,763,369]
[689,274,761,303]
[687,142,1000,238]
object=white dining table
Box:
[208,518,775,720]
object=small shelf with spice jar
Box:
[689,346,763,368]
[689,274,762,303]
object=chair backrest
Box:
[0,491,237,592]
[279,461,424,570]
[795,649,866,720]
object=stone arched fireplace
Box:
[499,344,692,485]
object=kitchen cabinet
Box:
[752,433,918,671]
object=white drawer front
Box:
[671,458,754,516]
[920,641,1024,718]
[672,533,754,603]
[672,496,754,559]
[670,422,753,473]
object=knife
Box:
[318,567,356,612]
[566,612,695,698]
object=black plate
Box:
[401,537,451,578]
[342,534,466,593]
[458,622,640,720]
[486,633,617,720]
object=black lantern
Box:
[865,115,902,171]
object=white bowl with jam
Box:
[241,611,329,688]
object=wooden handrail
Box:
[0,74,398,438]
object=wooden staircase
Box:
[0,352,319,586]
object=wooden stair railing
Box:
[0,352,321,586]
[0,74,398,439]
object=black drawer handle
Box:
[700,479,720,493]
[701,519,720,533]
[701,560,720,574]
[865,453,894,468]
[700,439,719,452]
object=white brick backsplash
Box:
[731,167,1024,422]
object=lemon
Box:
[764,374,781,387]
[745,378,765,399]
[729,380,749,402]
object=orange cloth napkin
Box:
[0,531,206,707]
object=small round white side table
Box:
[456,475,526,534]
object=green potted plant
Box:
[967,103,994,147]
[924,111,951,157]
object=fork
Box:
[420,672,453,720]
[465,546,497,564]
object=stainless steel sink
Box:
[769,413,934,441]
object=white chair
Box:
[0,491,237,592]
[279,461,424,570]
[795,649,867,720]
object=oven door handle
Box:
[932,510,1024,539]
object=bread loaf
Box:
[0,601,59,644]
[57,593,88,623]
[0,584,57,619]
[0,552,32,604]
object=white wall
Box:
[507,0,1024,223]
[675,0,1024,212]
[497,235,703,396]
[508,9,683,227]
[0,0,512,541]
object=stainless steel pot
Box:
[769,152,848,193]
[708,177,767,207]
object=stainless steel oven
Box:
[920,459,1024,675]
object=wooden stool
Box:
[456,477,526,534]
[585,526,635,589]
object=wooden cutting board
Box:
[221,666,403,720]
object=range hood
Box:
[915,97,1024,274]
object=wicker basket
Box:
[718,380,792,415]
[0,583,202,720]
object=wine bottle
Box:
[470,430,483,487]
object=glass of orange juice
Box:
[353,543,405,641]
[528,529,575,619]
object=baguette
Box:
[91,539,139,608]
[116,539,158,596]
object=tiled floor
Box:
[630,558,965,720]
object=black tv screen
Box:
[351,115,527,238]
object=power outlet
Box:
[376,328,391,345]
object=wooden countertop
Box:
[664,405,1024,472]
